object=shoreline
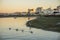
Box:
[26,16,60,33]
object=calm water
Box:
[0,17,60,40]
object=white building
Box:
[57,5,60,13]
[43,8,53,15]
[53,5,60,15]
[35,7,43,14]
[21,12,27,15]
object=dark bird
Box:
[9,28,11,30]
[21,30,24,32]
[15,29,19,31]
[30,31,33,34]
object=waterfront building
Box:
[21,12,27,15]
[43,8,53,15]
[53,5,60,15]
[57,5,60,13]
[35,7,43,15]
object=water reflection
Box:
[0,17,60,40]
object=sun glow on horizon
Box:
[0,0,60,13]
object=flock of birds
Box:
[9,28,33,34]
[8,17,33,34]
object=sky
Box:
[0,0,60,13]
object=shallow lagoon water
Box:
[0,17,60,40]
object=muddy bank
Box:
[26,16,60,32]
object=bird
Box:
[9,28,11,30]
[15,29,19,31]
[30,31,33,34]
[21,30,24,32]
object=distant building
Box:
[57,5,60,13]
[14,12,21,15]
[35,7,43,14]
[0,13,9,16]
[53,5,60,15]
[43,8,53,15]
[21,12,27,15]
[9,12,21,15]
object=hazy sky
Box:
[0,0,60,13]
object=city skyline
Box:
[0,0,60,13]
